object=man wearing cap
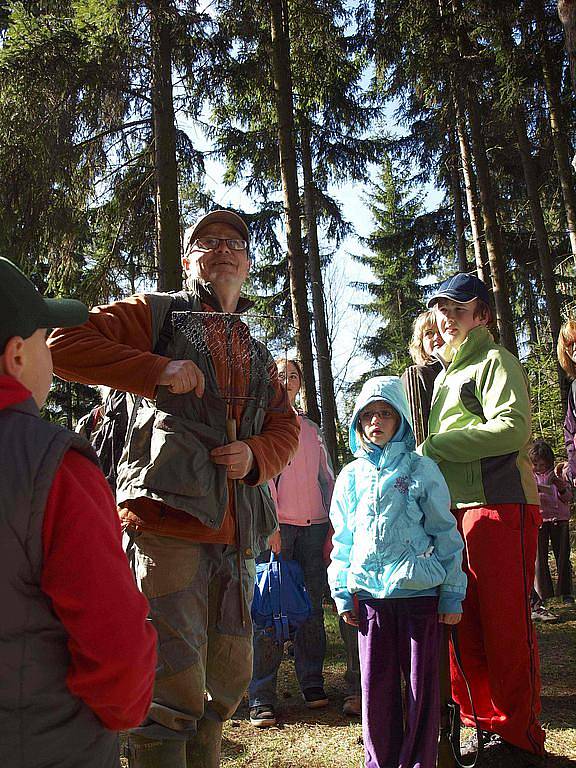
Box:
[419,273,545,766]
[48,210,300,767]
[0,258,156,768]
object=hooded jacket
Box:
[327,376,466,616]
[421,326,538,508]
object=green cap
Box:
[0,258,88,353]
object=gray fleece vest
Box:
[115,289,278,554]
[0,398,119,768]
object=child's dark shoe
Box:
[302,687,329,708]
[249,705,276,728]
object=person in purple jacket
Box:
[248,358,335,727]
[530,440,574,618]
[558,318,576,485]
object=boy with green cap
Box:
[420,273,545,767]
[0,257,156,768]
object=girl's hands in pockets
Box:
[341,610,359,628]
[439,613,461,625]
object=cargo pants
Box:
[128,532,255,741]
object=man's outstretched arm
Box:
[48,295,170,399]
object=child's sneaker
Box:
[249,705,276,727]
[302,687,329,708]
[461,730,505,756]
[342,694,361,717]
[531,605,558,622]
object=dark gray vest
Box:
[0,398,119,768]
[115,289,278,554]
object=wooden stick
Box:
[437,626,456,767]
[226,417,246,628]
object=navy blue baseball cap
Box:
[426,273,490,308]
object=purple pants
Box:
[358,597,441,768]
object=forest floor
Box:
[221,601,576,768]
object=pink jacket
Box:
[269,413,335,526]
[534,469,572,522]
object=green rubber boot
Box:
[123,734,186,768]
[185,717,223,768]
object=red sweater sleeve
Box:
[41,450,157,730]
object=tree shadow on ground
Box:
[541,694,576,729]
[546,755,576,768]
[221,734,246,759]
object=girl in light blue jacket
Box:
[328,376,466,768]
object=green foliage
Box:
[353,157,450,377]
[2,0,576,444]
[43,379,101,428]
[524,342,566,459]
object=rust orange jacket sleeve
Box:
[48,295,170,399]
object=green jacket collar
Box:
[448,326,493,370]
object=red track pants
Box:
[450,504,546,756]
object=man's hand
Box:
[211,441,254,480]
[268,530,282,554]
[341,610,359,628]
[158,360,205,396]
[439,613,462,625]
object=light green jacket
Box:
[420,326,538,509]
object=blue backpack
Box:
[251,553,312,644]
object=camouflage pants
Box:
[129,532,255,741]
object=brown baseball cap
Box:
[183,209,250,255]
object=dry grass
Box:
[222,609,364,768]
[120,576,576,767]
[536,600,576,766]
[221,604,576,767]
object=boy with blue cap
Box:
[420,273,545,766]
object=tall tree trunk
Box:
[448,122,468,272]
[518,262,539,347]
[558,0,576,93]
[149,0,181,292]
[453,93,486,280]
[441,0,485,276]
[450,0,516,351]
[513,106,562,348]
[536,1,576,265]
[466,93,518,355]
[300,121,339,468]
[269,0,320,423]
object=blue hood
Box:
[349,376,415,457]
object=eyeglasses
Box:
[359,407,397,422]
[191,237,247,252]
